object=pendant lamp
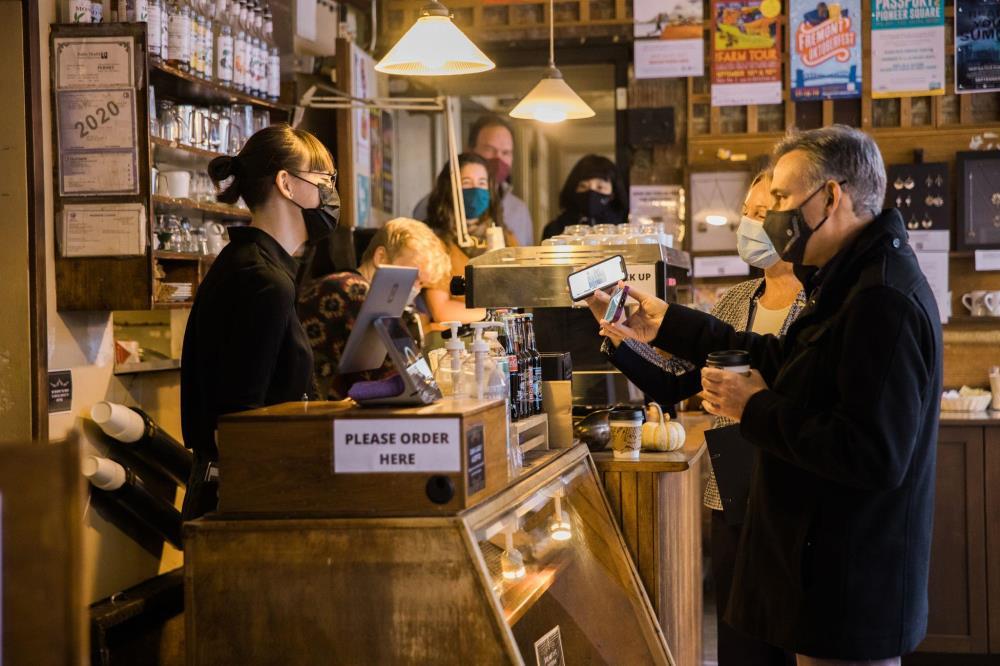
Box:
[375,2,495,76]
[509,0,595,123]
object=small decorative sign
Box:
[48,370,73,413]
[333,418,461,473]
[534,626,565,666]
[466,425,485,494]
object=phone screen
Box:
[567,255,626,301]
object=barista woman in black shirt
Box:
[181,124,339,519]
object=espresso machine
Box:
[463,244,692,411]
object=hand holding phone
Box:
[603,285,630,323]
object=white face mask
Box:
[736,215,781,269]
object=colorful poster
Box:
[633,0,705,79]
[956,0,1000,93]
[789,0,862,101]
[872,0,945,98]
[711,0,783,106]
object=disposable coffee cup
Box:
[609,407,644,460]
[706,350,751,375]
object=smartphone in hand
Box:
[604,285,630,323]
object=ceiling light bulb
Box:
[706,215,728,226]
[534,107,568,124]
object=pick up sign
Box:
[333,418,461,473]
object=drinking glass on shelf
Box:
[190,226,208,255]
[178,218,195,253]
[158,100,181,142]
[253,108,269,132]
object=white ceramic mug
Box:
[986,291,1000,317]
[962,291,998,317]
[162,170,192,199]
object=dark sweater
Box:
[181,226,314,460]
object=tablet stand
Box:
[352,317,443,407]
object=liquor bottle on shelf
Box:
[524,314,543,416]
[147,0,163,57]
[159,0,170,60]
[232,0,248,92]
[68,0,93,22]
[166,0,191,71]
[267,45,280,101]
[190,11,204,77]
[82,456,184,549]
[90,401,193,486]
[131,0,149,22]
[216,21,233,85]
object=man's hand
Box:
[700,367,768,421]
[599,283,669,344]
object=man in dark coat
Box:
[596,126,942,664]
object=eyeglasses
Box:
[294,170,338,188]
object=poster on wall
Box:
[871,0,945,98]
[711,0,783,106]
[789,0,862,101]
[633,0,705,79]
[351,43,375,227]
[955,0,1000,93]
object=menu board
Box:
[53,36,139,196]
[956,0,1000,93]
[789,0,862,101]
[711,0,783,106]
[633,0,705,79]
[871,0,945,98]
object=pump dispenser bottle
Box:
[434,321,470,397]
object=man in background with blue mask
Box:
[600,126,942,666]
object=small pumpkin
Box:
[641,403,685,452]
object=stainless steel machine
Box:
[464,244,692,409]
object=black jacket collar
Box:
[806,208,906,295]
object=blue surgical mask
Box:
[462,187,490,220]
[736,215,781,269]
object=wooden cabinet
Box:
[921,426,988,653]
[921,422,1000,655]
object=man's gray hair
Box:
[773,125,886,220]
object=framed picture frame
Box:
[956,150,1000,250]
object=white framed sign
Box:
[333,418,462,473]
[57,88,137,152]
[54,36,134,89]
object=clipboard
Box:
[704,424,757,527]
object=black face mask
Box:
[762,180,843,265]
[573,189,612,222]
[290,172,341,242]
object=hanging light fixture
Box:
[509,0,595,123]
[375,2,495,77]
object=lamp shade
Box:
[375,13,495,76]
[508,68,595,123]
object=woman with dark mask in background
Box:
[180,124,339,520]
[542,154,628,239]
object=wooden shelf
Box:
[154,250,203,261]
[152,301,193,310]
[150,60,289,114]
[113,358,182,375]
[152,194,251,221]
[151,136,226,169]
[946,316,1000,326]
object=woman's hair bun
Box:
[207,155,236,183]
[208,155,242,205]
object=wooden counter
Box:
[939,410,1000,427]
[591,413,710,666]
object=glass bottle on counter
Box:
[147,0,163,57]
[515,316,532,417]
[166,1,191,71]
[524,314,543,416]
[498,315,520,422]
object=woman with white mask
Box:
[583,169,804,666]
